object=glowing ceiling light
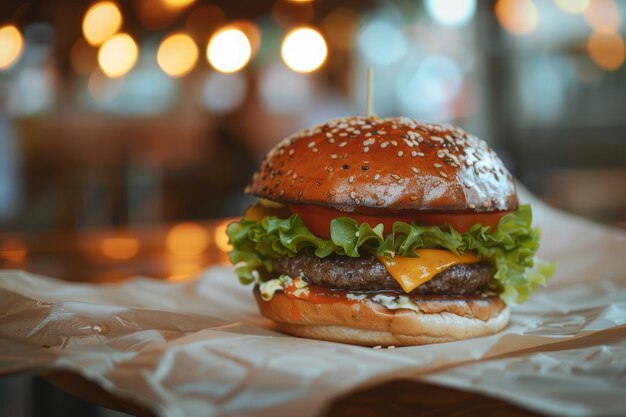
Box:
[0,25,24,70]
[554,0,589,15]
[97,33,138,78]
[207,28,251,73]
[495,0,539,36]
[157,33,198,77]
[424,0,477,27]
[584,0,620,33]
[82,1,122,46]
[281,27,327,73]
[587,31,625,71]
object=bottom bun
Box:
[254,287,509,346]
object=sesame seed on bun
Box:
[225,115,555,347]
[246,116,517,213]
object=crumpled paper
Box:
[1,188,625,417]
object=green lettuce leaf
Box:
[226,204,555,304]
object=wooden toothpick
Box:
[366,67,374,117]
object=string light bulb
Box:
[0,25,24,70]
[98,33,138,78]
[157,33,198,77]
[82,1,123,46]
[281,27,328,73]
[207,27,252,73]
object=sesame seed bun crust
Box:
[247,116,517,213]
[254,287,509,347]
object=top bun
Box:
[247,117,517,213]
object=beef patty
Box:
[272,253,493,295]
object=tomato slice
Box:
[289,204,511,239]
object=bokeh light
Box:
[495,0,539,36]
[100,237,140,260]
[82,1,122,46]
[200,72,248,113]
[281,27,327,73]
[207,28,252,73]
[97,33,138,78]
[0,25,24,71]
[554,0,589,15]
[584,0,620,33]
[157,33,198,77]
[587,31,625,71]
[358,20,407,65]
[167,223,209,256]
[425,0,477,27]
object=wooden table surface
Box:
[0,219,542,417]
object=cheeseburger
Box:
[227,117,554,346]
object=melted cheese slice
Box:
[377,250,479,293]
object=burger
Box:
[227,117,554,346]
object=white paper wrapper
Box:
[1,188,625,417]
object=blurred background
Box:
[0,0,625,277]
[0,1,625,415]
[1,0,625,230]
[1,0,626,240]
